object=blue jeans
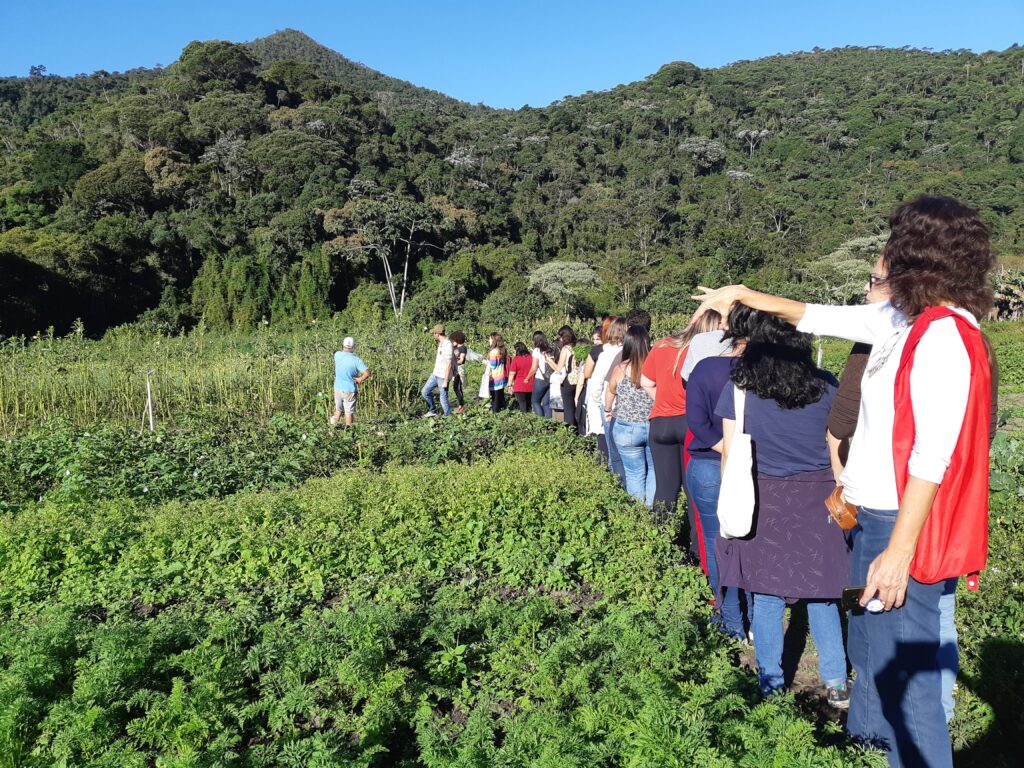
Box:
[612,419,656,506]
[602,410,625,484]
[421,375,451,416]
[847,507,954,768]
[531,379,551,417]
[751,593,847,696]
[685,457,744,637]
[938,582,958,723]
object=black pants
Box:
[451,373,464,407]
[576,396,587,436]
[649,414,695,548]
[514,391,531,413]
[560,381,577,430]
[490,388,506,413]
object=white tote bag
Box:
[717,385,756,539]
[478,367,490,399]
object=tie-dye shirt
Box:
[487,348,508,390]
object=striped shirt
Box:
[488,348,508,390]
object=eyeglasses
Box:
[868,273,888,289]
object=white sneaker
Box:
[424,412,437,418]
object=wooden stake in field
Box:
[143,368,156,432]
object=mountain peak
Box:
[244,29,471,110]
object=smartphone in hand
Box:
[841,586,864,612]
[842,586,884,613]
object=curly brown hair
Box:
[882,196,995,319]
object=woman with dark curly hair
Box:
[693,196,995,768]
[714,308,849,706]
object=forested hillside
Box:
[2,30,1023,336]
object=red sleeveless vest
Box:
[892,306,991,586]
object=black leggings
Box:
[452,373,464,407]
[649,414,695,542]
[560,381,577,430]
[490,388,506,413]
[514,391,531,413]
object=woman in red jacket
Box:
[692,196,994,768]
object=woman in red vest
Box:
[691,196,994,768]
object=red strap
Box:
[683,430,709,578]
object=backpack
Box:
[566,350,580,386]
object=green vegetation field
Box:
[4,316,1024,435]
[0,320,1022,766]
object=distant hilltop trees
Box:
[1,34,1023,336]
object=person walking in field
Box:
[422,324,454,417]
[450,330,469,414]
[330,336,371,426]
[485,332,510,413]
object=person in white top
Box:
[527,331,553,417]
[691,196,995,768]
[422,324,454,417]
[586,316,627,474]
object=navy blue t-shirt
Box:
[715,373,838,477]
[685,356,737,461]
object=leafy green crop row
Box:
[0,444,884,767]
[0,411,578,513]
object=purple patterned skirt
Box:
[715,468,851,600]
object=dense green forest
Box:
[2,29,1024,336]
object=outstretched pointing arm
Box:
[691,285,806,328]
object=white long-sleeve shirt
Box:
[797,301,973,509]
[586,344,622,435]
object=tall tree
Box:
[323,194,442,319]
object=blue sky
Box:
[2,1,1022,108]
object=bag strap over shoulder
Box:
[733,385,746,434]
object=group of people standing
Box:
[333,195,995,768]
[688,195,996,768]
[418,324,585,422]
